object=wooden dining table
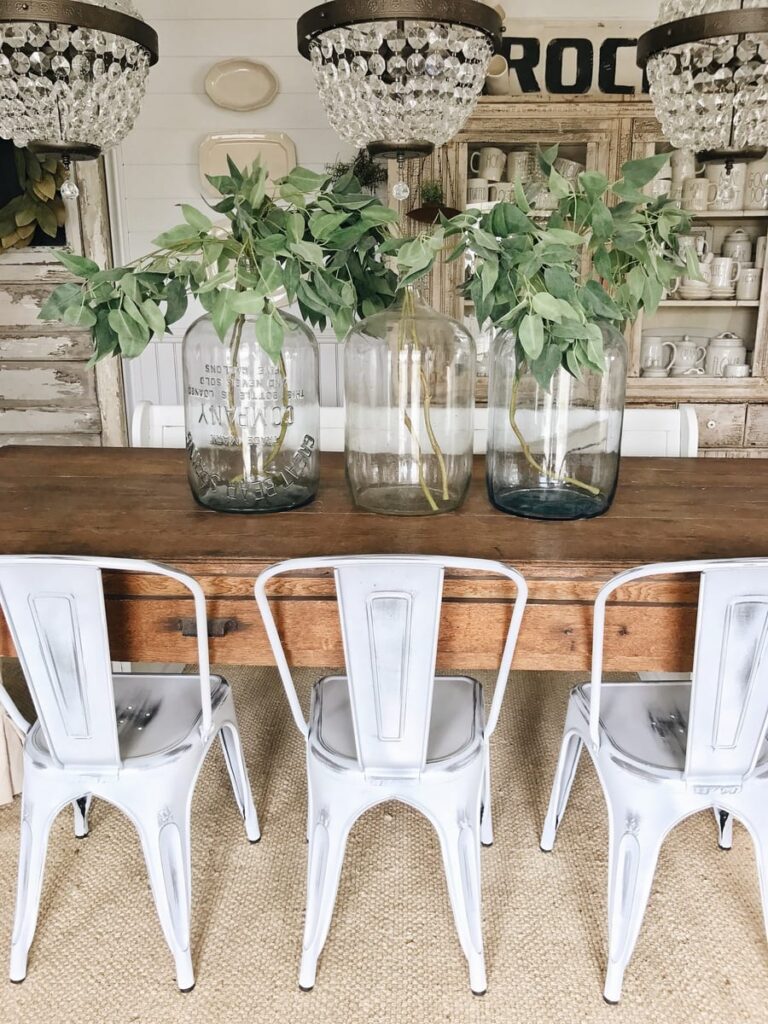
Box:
[0,445,765,672]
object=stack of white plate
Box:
[677,281,711,301]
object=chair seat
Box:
[310,675,484,770]
[29,673,230,764]
[574,681,768,775]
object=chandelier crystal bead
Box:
[638,0,768,159]
[297,1,502,160]
[0,0,158,161]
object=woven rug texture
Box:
[0,662,766,1024]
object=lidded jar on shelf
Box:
[183,309,320,513]
[344,288,476,516]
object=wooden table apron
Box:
[0,446,765,673]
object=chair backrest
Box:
[255,556,528,780]
[131,402,186,449]
[621,406,698,458]
[0,556,213,772]
[590,559,768,788]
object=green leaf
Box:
[196,269,235,294]
[519,313,545,360]
[627,265,646,303]
[62,304,97,328]
[532,292,564,322]
[152,224,199,248]
[231,291,267,315]
[121,294,147,327]
[54,251,100,279]
[589,200,614,241]
[544,266,576,300]
[107,308,149,358]
[141,298,166,336]
[286,211,305,244]
[330,305,354,340]
[529,345,562,391]
[180,204,212,232]
[119,273,141,302]
[548,167,571,200]
[565,348,584,381]
[280,166,329,194]
[36,204,58,239]
[309,210,348,240]
[254,311,285,362]
[359,204,398,226]
[165,277,188,325]
[489,203,535,237]
[258,256,283,294]
[289,240,325,266]
[481,259,498,299]
[471,228,501,252]
[577,171,609,199]
[620,153,671,189]
[211,289,238,342]
[39,282,84,320]
[540,227,583,247]
[582,280,623,320]
[88,310,119,365]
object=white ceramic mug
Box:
[677,233,709,259]
[553,156,585,180]
[640,335,677,371]
[710,256,741,292]
[671,337,707,376]
[670,148,703,182]
[644,178,672,200]
[706,161,747,210]
[489,182,515,203]
[506,150,534,183]
[470,147,506,181]
[756,236,767,269]
[467,177,489,203]
[746,159,768,210]
[484,54,510,96]
[737,268,763,301]
[682,176,717,211]
[724,363,751,378]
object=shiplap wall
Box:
[113,0,661,417]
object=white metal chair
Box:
[0,556,260,991]
[254,555,528,995]
[131,402,699,457]
[541,559,768,1004]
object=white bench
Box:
[132,402,699,457]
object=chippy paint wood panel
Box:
[0,362,97,407]
[0,284,59,327]
[0,332,93,361]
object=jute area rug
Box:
[0,662,765,1024]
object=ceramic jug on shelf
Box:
[705,332,747,377]
[722,228,753,264]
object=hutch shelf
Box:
[390,96,768,459]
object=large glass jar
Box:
[183,311,320,513]
[486,323,628,520]
[344,290,476,516]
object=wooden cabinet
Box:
[400,96,768,457]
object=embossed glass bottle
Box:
[183,311,320,513]
[344,289,476,516]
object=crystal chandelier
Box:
[297,0,502,168]
[0,0,158,174]
[638,1,768,160]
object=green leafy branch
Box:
[0,147,66,250]
[443,147,691,391]
[39,157,404,365]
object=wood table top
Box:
[0,446,764,578]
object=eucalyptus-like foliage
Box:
[443,147,692,388]
[40,158,404,364]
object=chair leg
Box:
[603,800,666,1004]
[219,722,261,843]
[299,805,354,992]
[73,796,93,839]
[715,808,733,851]
[9,794,58,982]
[135,797,195,992]
[480,744,493,848]
[434,808,487,995]
[540,729,583,852]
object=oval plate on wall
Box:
[204,59,279,111]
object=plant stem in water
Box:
[508,374,602,498]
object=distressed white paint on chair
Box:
[255,555,528,995]
[0,556,260,991]
[133,402,699,457]
[541,559,768,1004]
